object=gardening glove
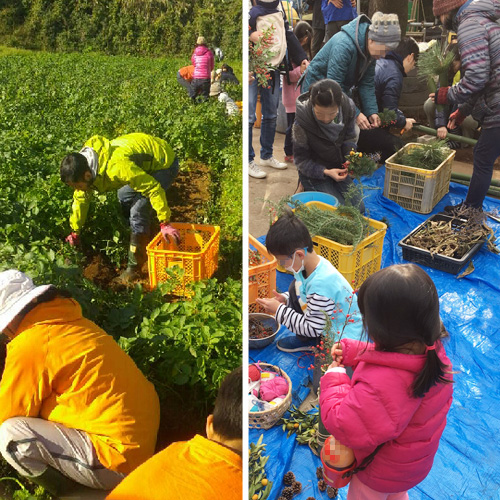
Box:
[160,222,181,245]
[435,86,450,105]
[448,108,466,128]
[65,232,80,246]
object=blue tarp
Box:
[249,167,500,500]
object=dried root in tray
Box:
[406,208,498,259]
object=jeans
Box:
[299,173,366,213]
[465,127,500,208]
[176,71,193,98]
[249,73,280,161]
[117,157,180,234]
[285,112,295,157]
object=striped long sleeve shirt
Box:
[448,0,500,129]
[275,257,363,340]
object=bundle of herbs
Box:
[405,208,498,259]
[418,40,455,113]
[344,149,378,180]
[378,108,398,128]
[395,140,451,171]
[268,195,372,248]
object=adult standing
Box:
[248,0,309,179]
[322,0,357,42]
[308,0,326,58]
[431,0,500,212]
[0,270,160,497]
[302,12,401,132]
[191,36,214,101]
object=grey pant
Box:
[0,417,124,490]
[325,20,350,42]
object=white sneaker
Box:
[249,160,267,179]
[260,156,288,170]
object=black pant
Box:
[285,112,295,157]
[357,128,403,164]
[191,78,210,101]
[465,127,500,208]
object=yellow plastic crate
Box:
[303,202,387,289]
[249,235,277,313]
[147,223,220,296]
[384,143,455,214]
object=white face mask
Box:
[285,251,305,275]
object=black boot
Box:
[118,233,150,282]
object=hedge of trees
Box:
[0,0,242,58]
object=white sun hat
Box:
[0,270,53,332]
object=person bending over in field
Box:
[61,132,180,282]
[107,366,242,500]
[0,270,160,497]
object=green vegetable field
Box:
[0,46,242,497]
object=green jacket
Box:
[70,133,176,232]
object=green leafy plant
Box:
[378,108,397,128]
[395,141,451,171]
[344,149,378,180]
[249,434,273,500]
[281,405,319,451]
[418,40,455,113]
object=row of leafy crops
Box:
[0,48,242,422]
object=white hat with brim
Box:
[0,270,53,332]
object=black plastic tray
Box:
[399,214,485,274]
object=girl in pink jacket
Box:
[320,264,453,499]
[191,36,214,101]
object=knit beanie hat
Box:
[433,0,467,16]
[196,36,206,46]
[368,12,401,48]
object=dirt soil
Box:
[455,147,500,169]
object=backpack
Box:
[255,4,288,67]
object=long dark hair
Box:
[294,21,312,60]
[357,264,453,398]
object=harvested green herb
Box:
[395,141,451,171]
[249,434,273,500]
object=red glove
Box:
[435,86,450,105]
[160,223,181,245]
[449,108,466,127]
[65,232,80,246]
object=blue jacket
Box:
[447,0,500,128]
[375,52,407,129]
[302,15,377,117]
[321,0,356,24]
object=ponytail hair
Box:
[412,342,451,398]
[357,264,453,398]
[309,79,343,108]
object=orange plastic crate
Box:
[147,223,220,296]
[249,235,277,313]
[302,202,387,289]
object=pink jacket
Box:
[191,45,214,80]
[282,64,302,113]
[320,338,453,493]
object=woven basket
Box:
[249,363,292,430]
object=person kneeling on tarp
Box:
[0,270,160,497]
[107,366,243,500]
